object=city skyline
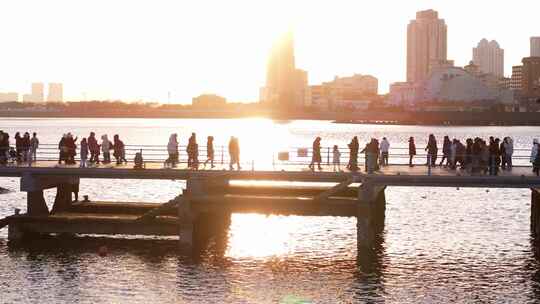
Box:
[0,0,538,103]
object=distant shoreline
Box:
[1,110,540,126]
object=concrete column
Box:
[357,182,386,252]
[27,190,49,215]
[178,197,196,248]
[51,183,74,214]
[532,189,540,237]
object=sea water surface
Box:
[1,118,540,303]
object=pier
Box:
[1,161,540,255]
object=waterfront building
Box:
[407,9,448,83]
[0,92,19,102]
[192,94,226,108]
[511,65,523,90]
[388,82,420,105]
[521,56,540,98]
[260,32,308,109]
[472,39,504,78]
[531,37,540,57]
[31,82,44,102]
[47,83,63,102]
[306,74,379,110]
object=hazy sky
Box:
[0,0,538,102]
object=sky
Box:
[0,0,539,103]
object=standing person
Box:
[488,138,501,175]
[531,139,539,175]
[408,137,416,167]
[66,133,77,164]
[503,137,514,170]
[309,137,322,171]
[332,145,341,172]
[361,138,378,173]
[166,133,179,167]
[379,137,390,166]
[101,135,112,164]
[30,132,39,162]
[187,133,197,169]
[449,139,457,169]
[113,134,127,165]
[21,132,31,162]
[439,136,451,167]
[15,132,22,162]
[347,136,359,171]
[80,138,89,168]
[88,132,100,164]
[58,134,67,164]
[204,136,215,168]
[0,131,8,165]
[228,136,241,170]
[425,134,438,166]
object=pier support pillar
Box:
[357,183,386,253]
[532,189,540,237]
[27,190,49,216]
[51,183,75,214]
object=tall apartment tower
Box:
[531,37,540,57]
[472,39,504,78]
[407,9,448,83]
[31,82,44,102]
[262,31,308,109]
[47,83,64,102]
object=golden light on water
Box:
[225,214,295,258]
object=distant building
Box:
[472,39,504,78]
[192,94,226,108]
[47,83,63,102]
[306,74,379,110]
[522,56,540,98]
[531,37,540,57]
[260,32,308,109]
[511,65,523,90]
[31,83,44,102]
[407,9,448,83]
[388,82,421,105]
[0,92,19,102]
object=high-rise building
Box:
[472,39,504,78]
[31,82,44,102]
[522,57,540,97]
[47,83,63,102]
[407,9,447,83]
[531,37,540,57]
[511,65,523,90]
[261,32,308,109]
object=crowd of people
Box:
[310,134,540,176]
[1,130,540,176]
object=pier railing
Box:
[10,144,535,168]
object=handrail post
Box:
[221,145,224,165]
[428,154,432,176]
[327,147,330,166]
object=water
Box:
[1,118,540,303]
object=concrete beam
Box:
[21,173,79,192]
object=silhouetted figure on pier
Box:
[204,136,215,168]
[101,135,112,164]
[309,137,322,171]
[58,134,67,164]
[88,132,100,164]
[453,139,465,169]
[531,139,539,176]
[361,138,379,173]
[408,137,416,167]
[30,132,39,162]
[0,131,9,165]
[502,137,514,170]
[379,137,390,166]
[464,138,473,171]
[187,133,199,170]
[113,135,127,165]
[80,138,88,168]
[228,136,241,170]
[166,133,179,167]
[439,136,451,167]
[347,136,359,171]
[488,138,501,175]
[65,133,78,165]
[425,134,437,166]
[15,132,22,162]
[333,145,341,172]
